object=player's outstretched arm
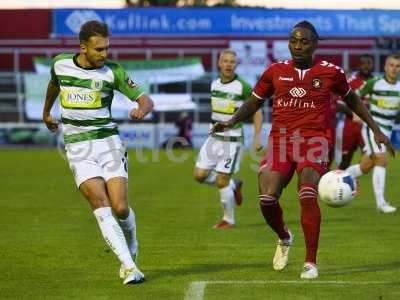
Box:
[343,90,395,157]
[129,94,154,120]
[336,100,352,117]
[210,94,264,134]
[42,80,60,132]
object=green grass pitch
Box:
[0,149,399,300]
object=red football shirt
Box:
[349,72,368,91]
[253,60,351,138]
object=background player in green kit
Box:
[42,21,153,284]
[347,54,400,213]
[194,49,263,229]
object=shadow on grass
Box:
[245,216,353,229]
[147,261,268,281]
[323,261,400,275]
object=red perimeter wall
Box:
[0,10,51,39]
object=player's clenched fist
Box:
[43,115,59,132]
[129,108,145,120]
[209,121,233,134]
[373,129,395,157]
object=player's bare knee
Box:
[298,167,320,186]
[79,178,110,209]
[374,155,387,167]
[112,202,129,219]
[216,173,230,189]
[360,164,373,173]
[258,179,280,197]
[80,190,108,210]
[216,180,229,189]
[260,187,280,198]
[258,171,283,198]
[360,159,375,173]
[193,168,207,183]
[194,173,206,183]
[86,195,109,210]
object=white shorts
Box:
[65,135,128,187]
[361,125,387,155]
[195,136,243,174]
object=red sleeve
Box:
[253,66,274,99]
[331,67,351,97]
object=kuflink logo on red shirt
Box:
[277,87,315,109]
[289,87,307,98]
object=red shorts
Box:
[259,136,329,184]
[342,118,363,154]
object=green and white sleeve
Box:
[110,63,144,101]
[358,77,378,97]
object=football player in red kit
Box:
[211,21,393,279]
[338,54,374,169]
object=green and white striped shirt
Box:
[358,76,400,137]
[51,53,144,144]
[210,75,252,141]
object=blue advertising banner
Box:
[53,8,400,37]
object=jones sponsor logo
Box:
[66,92,96,103]
[289,87,307,98]
[277,98,316,109]
[211,98,236,114]
[377,98,400,109]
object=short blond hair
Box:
[219,49,237,60]
[386,53,400,61]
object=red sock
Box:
[298,183,321,264]
[259,195,290,240]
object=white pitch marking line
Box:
[184,280,394,300]
[203,280,392,285]
[184,281,207,300]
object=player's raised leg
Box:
[106,176,144,283]
[194,135,220,187]
[107,177,138,258]
[194,167,217,186]
[347,134,396,213]
[346,152,374,179]
[80,178,144,284]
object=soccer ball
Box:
[318,170,356,207]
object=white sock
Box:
[93,207,135,269]
[203,170,217,186]
[346,164,363,178]
[372,166,386,207]
[229,179,236,190]
[117,208,138,256]
[219,186,235,224]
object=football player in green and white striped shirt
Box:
[194,49,263,229]
[42,21,153,284]
[347,54,400,213]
